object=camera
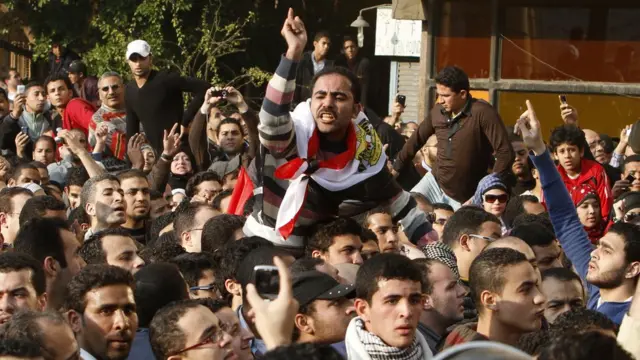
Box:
[253,265,279,300]
[212,90,228,98]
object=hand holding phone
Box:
[559,95,567,104]
[253,265,280,300]
[16,85,25,95]
[396,94,406,107]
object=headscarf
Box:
[569,183,604,244]
[472,173,508,206]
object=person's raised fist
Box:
[281,8,307,61]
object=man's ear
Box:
[225,279,242,297]
[0,213,7,229]
[354,298,370,321]
[181,231,191,248]
[625,261,640,279]
[294,314,313,335]
[64,309,83,334]
[459,89,468,100]
[311,250,324,260]
[85,202,95,217]
[7,179,15,187]
[43,256,59,278]
[459,234,471,252]
[37,292,48,311]
[480,290,497,312]
[423,294,434,311]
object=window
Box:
[435,0,491,78]
[501,6,640,83]
[498,91,640,138]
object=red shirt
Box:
[62,98,96,136]
[557,158,613,222]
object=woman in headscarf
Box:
[473,174,510,234]
[571,183,605,244]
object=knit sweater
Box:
[531,150,630,325]
[243,55,431,249]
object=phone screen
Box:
[559,95,567,104]
[253,265,279,299]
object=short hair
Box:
[18,195,66,225]
[68,206,90,225]
[541,267,582,284]
[34,135,56,151]
[149,300,205,359]
[64,264,135,314]
[140,233,185,264]
[0,337,43,358]
[511,223,556,247]
[147,211,176,247]
[550,125,586,152]
[538,331,632,360]
[469,248,527,313]
[134,262,189,327]
[65,166,90,188]
[0,187,32,213]
[149,189,164,201]
[413,258,445,295]
[262,343,344,360]
[313,30,330,42]
[311,66,361,104]
[432,203,455,212]
[44,73,74,94]
[170,252,215,288]
[607,222,640,265]
[212,190,233,212]
[441,206,500,247]
[306,217,363,257]
[173,202,214,237]
[11,162,38,181]
[24,82,44,96]
[99,71,123,83]
[201,214,245,253]
[511,213,555,234]
[14,217,70,268]
[0,252,46,295]
[237,246,291,288]
[290,257,325,275]
[1,310,68,350]
[218,118,244,136]
[185,171,221,198]
[521,195,540,205]
[68,60,87,75]
[435,66,470,93]
[550,308,617,337]
[361,207,392,228]
[355,253,425,303]
[117,169,149,184]
[80,173,120,207]
[79,228,134,265]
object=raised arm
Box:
[258,8,307,159]
[57,130,105,178]
[393,112,435,173]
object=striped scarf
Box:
[353,317,424,360]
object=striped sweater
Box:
[243,55,431,249]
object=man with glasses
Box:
[78,228,145,275]
[173,202,219,253]
[89,72,129,171]
[149,299,234,360]
[171,253,222,300]
[428,203,454,240]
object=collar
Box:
[441,97,473,119]
[597,296,633,308]
[80,349,98,360]
[236,305,267,356]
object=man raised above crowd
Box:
[243,9,432,251]
[393,66,514,208]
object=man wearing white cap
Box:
[124,39,210,155]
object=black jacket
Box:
[293,51,334,106]
[48,49,80,77]
[0,112,59,159]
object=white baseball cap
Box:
[126,40,151,59]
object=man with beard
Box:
[45,74,96,137]
[511,133,536,195]
[13,217,85,311]
[0,252,47,324]
[518,99,640,325]
[208,118,252,178]
[117,170,150,244]
[80,174,126,240]
[89,72,129,172]
[63,265,138,360]
[0,82,57,158]
[292,271,356,357]
[79,228,145,275]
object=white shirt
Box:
[80,349,97,360]
[311,53,325,74]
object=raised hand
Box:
[223,86,249,113]
[11,94,26,119]
[560,101,578,126]
[14,132,29,158]
[127,133,146,169]
[200,87,224,114]
[281,8,307,60]
[162,123,181,158]
[95,123,109,145]
[516,100,547,156]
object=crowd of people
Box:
[0,8,638,360]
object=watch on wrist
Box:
[161,153,172,162]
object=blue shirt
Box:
[127,328,156,360]
[237,305,267,357]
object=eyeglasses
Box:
[190,283,218,292]
[100,84,120,92]
[170,327,226,355]
[469,234,497,243]
[484,194,508,204]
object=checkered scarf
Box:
[421,242,460,279]
[353,317,424,360]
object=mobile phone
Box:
[559,95,567,104]
[627,127,632,137]
[212,90,228,98]
[626,174,635,183]
[16,85,25,95]
[54,127,64,144]
[20,126,28,135]
[396,95,406,107]
[253,265,279,300]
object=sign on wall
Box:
[375,6,422,57]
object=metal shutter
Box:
[390,61,421,123]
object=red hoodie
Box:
[558,158,612,222]
[62,98,96,137]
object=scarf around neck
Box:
[273,101,386,239]
[352,317,424,360]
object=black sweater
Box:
[125,70,209,152]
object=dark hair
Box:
[1,310,68,351]
[361,207,391,228]
[140,233,185,264]
[521,194,540,205]
[80,173,120,208]
[134,262,189,327]
[311,66,361,104]
[306,217,363,257]
[441,206,500,247]
[68,206,90,226]
[34,135,56,151]
[14,217,70,268]
[201,214,245,253]
[237,246,290,288]
[18,195,66,225]
[511,213,555,235]
[173,202,214,238]
[79,228,134,265]
[0,252,46,296]
[243,195,255,217]
[502,196,525,229]
[0,187,32,213]
[150,189,164,201]
[542,267,582,284]
[511,223,556,247]
[44,73,74,95]
[212,190,233,212]
[469,248,527,313]
[538,331,632,360]
[518,331,551,356]
[185,171,221,198]
[607,222,640,265]
[117,169,149,184]
[413,258,445,295]
[435,66,470,93]
[24,82,45,96]
[355,253,425,303]
[64,264,134,314]
[262,343,344,360]
[218,118,244,136]
[432,203,454,212]
[343,35,357,46]
[290,257,325,275]
[170,252,215,288]
[0,337,43,358]
[313,31,330,42]
[549,125,585,152]
[551,308,617,337]
[624,154,640,167]
[148,211,176,247]
[11,162,38,182]
[65,166,90,188]
[68,60,87,75]
[149,299,205,359]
